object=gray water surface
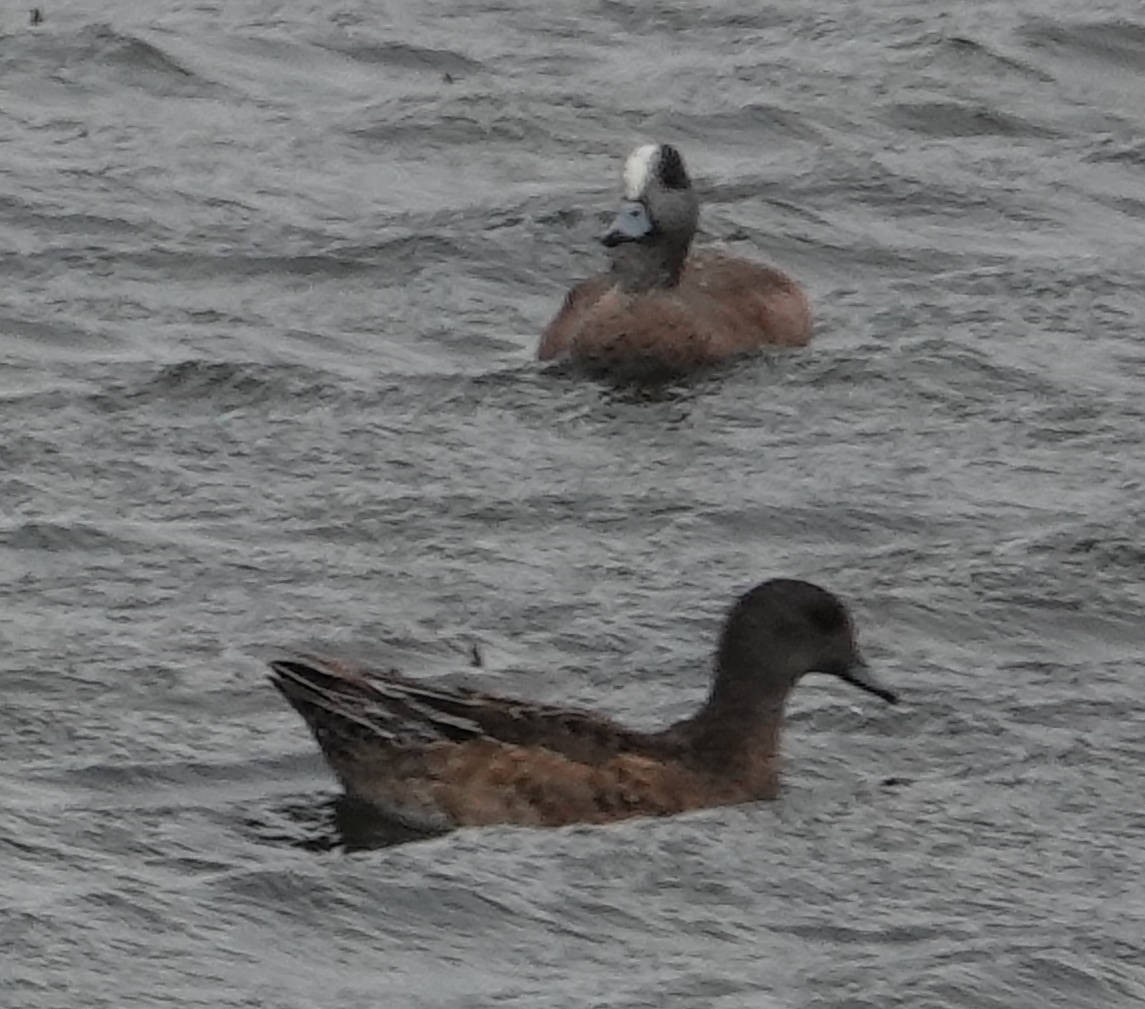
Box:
[3,1,1144,1007]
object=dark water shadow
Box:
[537,354,749,401]
[246,795,447,853]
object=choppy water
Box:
[3,1,1144,1006]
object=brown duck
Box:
[269,578,897,831]
[538,143,812,373]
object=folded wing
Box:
[269,654,652,766]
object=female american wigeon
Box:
[269,578,897,831]
[537,143,812,373]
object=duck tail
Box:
[268,656,399,761]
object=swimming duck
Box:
[269,579,896,831]
[537,143,812,373]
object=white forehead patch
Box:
[623,144,660,200]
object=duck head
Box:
[710,579,898,712]
[601,143,700,292]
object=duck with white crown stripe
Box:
[538,143,811,374]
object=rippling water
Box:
[3,1,1144,1006]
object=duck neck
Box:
[667,687,790,798]
[608,240,689,292]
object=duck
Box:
[268,578,897,832]
[537,143,812,374]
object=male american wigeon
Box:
[537,143,812,373]
[269,578,897,831]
